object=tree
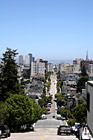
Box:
[0,48,21,101]
[67,118,76,126]
[77,65,89,92]
[0,102,9,125]
[77,76,89,92]
[72,103,87,123]
[38,98,46,107]
[6,94,42,132]
[81,65,88,76]
[57,108,72,118]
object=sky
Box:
[0,0,93,61]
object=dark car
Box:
[26,124,34,131]
[57,125,72,135]
[0,125,11,138]
[57,116,65,120]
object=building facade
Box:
[87,81,93,136]
[31,60,45,76]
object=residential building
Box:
[39,59,48,72]
[48,63,54,72]
[73,58,83,73]
[88,64,93,74]
[81,60,93,72]
[59,62,74,73]
[86,81,93,136]
[31,60,45,77]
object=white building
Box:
[48,63,54,72]
[86,81,93,136]
[31,60,45,76]
[24,55,30,67]
[88,64,93,74]
[59,63,74,73]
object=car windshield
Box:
[0,126,5,130]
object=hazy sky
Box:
[0,0,93,60]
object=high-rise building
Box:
[86,50,89,60]
[24,54,31,67]
[19,55,24,65]
[31,60,45,77]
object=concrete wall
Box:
[87,81,93,135]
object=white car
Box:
[41,114,47,120]
[79,126,91,140]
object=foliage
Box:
[38,98,46,107]
[6,94,42,132]
[45,72,51,81]
[22,69,30,79]
[67,118,76,126]
[55,93,63,101]
[72,103,87,124]
[47,95,52,103]
[81,65,88,76]
[56,71,60,79]
[77,65,89,92]
[43,86,46,94]
[0,48,22,101]
[57,108,72,118]
[77,76,89,92]
[42,107,47,114]
[0,101,9,125]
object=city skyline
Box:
[0,0,93,60]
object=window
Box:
[87,92,90,112]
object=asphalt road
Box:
[1,74,78,140]
[2,128,78,140]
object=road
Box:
[2,74,78,140]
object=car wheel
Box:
[8,133,11,137]
[5,134,8,138]
[57,132,61,135]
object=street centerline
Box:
[40,136,45,140]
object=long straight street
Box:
[2,74,78,140]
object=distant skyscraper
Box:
[19,55,24,65]
[86,50,88,60]
[24,55,30,67]
[32,57,35,62]
[28,53,32,62]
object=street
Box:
[4,128,78,140]
[1,74,78,140]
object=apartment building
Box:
[86,81,93,136]
[31,60,45,77]
[48,63,54,72]
[59,62,74,73]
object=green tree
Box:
[0,48,21,101]
[81,65,88,76]
[77,76,89,92]
[77,65,89,92]
[6,94,42,132]
[0,102,9,125]
[38,98,46,107]
[67,118,76,126]
[72,103,87,123]
[57,108,72,118]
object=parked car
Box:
[0,130,1,139]
[56,116,65,120]
[57,125,72,135]
[47,107,50,111]
[25,124,34,131]
[0,125,11,138]
[41,114,47,119]
[77,125,91,140]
